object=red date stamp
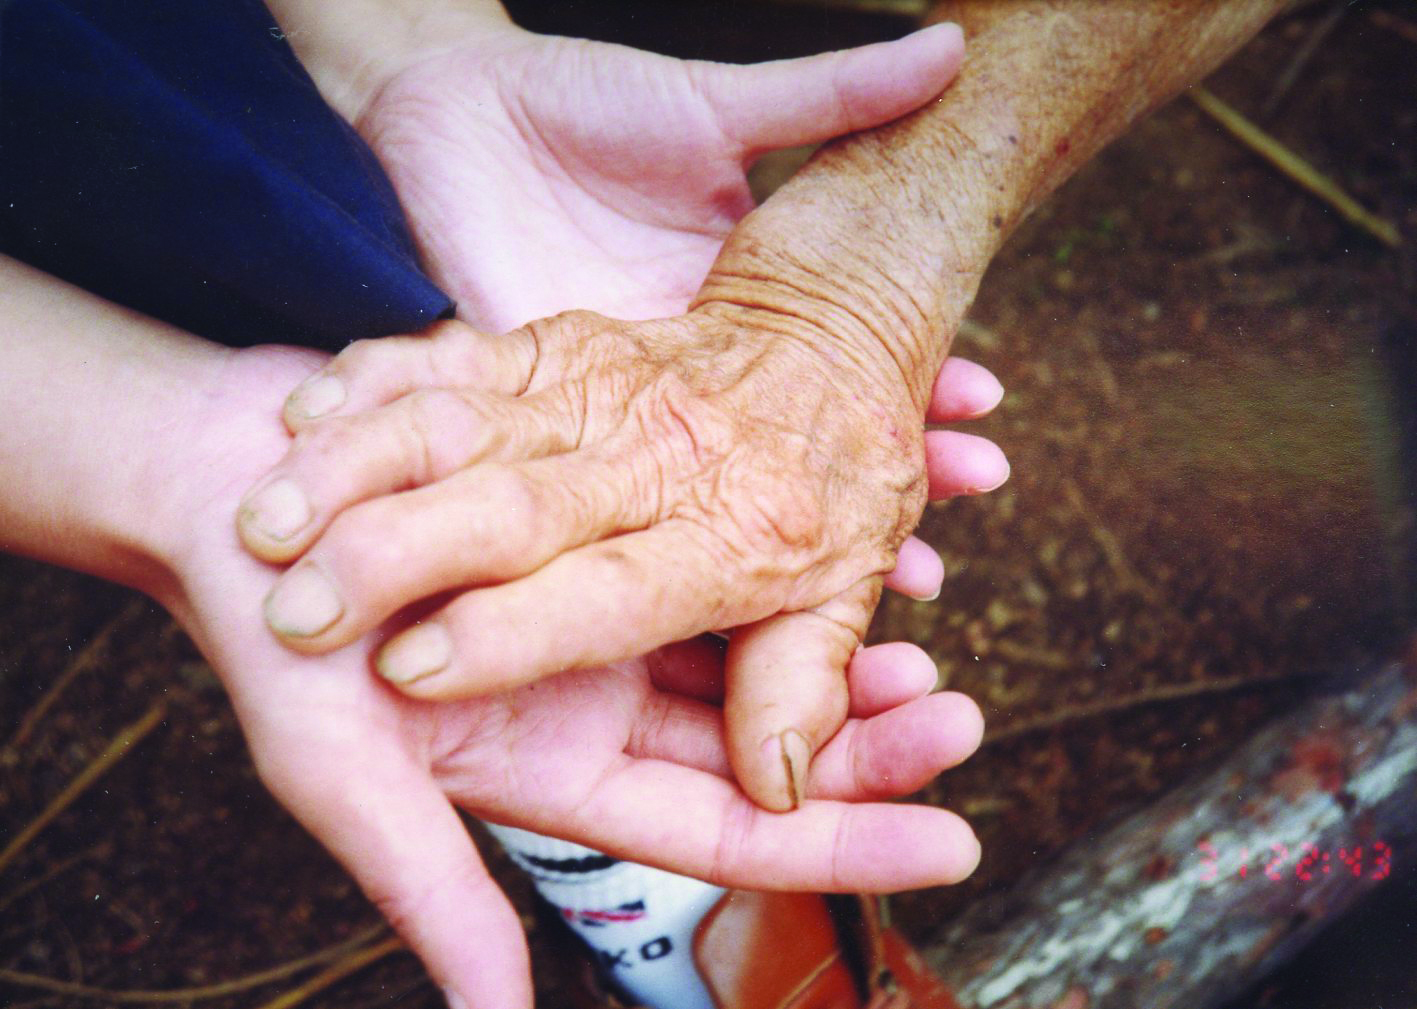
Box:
[1196,841,1393,883]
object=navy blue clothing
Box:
[0,0,453,350]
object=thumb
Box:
[262,751,532,1009]
[724,578,882,812]
[693,22,964,158]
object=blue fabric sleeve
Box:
[0,0,455,350]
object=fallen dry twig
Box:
[1261,0,1347,117]
[1189,86,1401,248]
[0,701,166,877]
[249,936,409,1009]
[1,599,149,758]
[983,670,1306,746]
[1059,477,1163,606]
[0,924,389,1003]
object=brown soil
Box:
[3,3,1415,1008]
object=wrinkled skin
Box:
[251,307,927,675]
[245,12,1007,809]
[242,304,1008,809]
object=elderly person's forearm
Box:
[698,0,1286,412]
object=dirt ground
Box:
[2,2,1415,1008]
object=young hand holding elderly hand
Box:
[252,1,1007,810]
[0,251,991,1006]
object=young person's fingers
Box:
[804,691,984,800]
[926,357,1005,424]
[259,749,532,1009]
[924,430,1010,499]
[281,319,538,430]
[843,641,938,716]
[694,23,964,160]
[240,387,584,562]
[628,686,978,803]
[260,452,658,652]
[882,534,945,600]
[568,758,981,892]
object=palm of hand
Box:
[167,346,978,1001]
[360,32,750,330]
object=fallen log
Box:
[922,651,1417,1009]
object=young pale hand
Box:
[238,311,1007,811]
[331,17,966,332]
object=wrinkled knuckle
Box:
[508,469,594,547]
[533,309,600,356]
[537,380,593,450]
[551,308,606,330]
[897,454,930,533]
[808,596,875,645]
[392,391,456,484]
[708,802,758,888]
[427,324,480,384]
[405,387,494,477]
[862,435,927,550]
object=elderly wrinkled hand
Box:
[237,305,1006,809]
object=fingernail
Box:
[264,564,343,637]
[778,730,811,811]
[287,373,345,419]
[970,464,1011,495]
[443,988,468,1009]
[920,20,964,44]
[240,478,311,542]
[965,378,1006,419]
[378,622,453,685]
[963,833,983,878]
[910,584,942,603]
